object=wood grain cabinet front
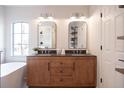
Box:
[49,60,75,86]
[75,57,96,87]
[27,58,50,86]
[27,56,96,87]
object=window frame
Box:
[11,22,29,56]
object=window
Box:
[12,22,29,56]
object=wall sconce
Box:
[70,13,86,20]
[37,13,55,22]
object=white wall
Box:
[0,6,5,51]
[4,6,89,62]
[0,6,5,64]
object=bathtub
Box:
[0,62,26,88]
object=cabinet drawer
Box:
[50,67,73,76]
[50,76,73,83]
[50,61,74,68]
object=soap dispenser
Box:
[61,49,65,55]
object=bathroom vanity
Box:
[27,54,96,87]
[26,19,96,87]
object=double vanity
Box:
[26,50,96,87]
[26,20,96,87]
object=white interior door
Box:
[102,6,116,88]
[88,6,103,87]
[102,6,124,88]
[114,6,124,87]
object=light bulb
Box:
[80,16,86,19]
[38,16,44,20]
[48,16,53,20]
[70,16,76,19]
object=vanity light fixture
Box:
[70,13,79,19]
[48,16,53,19]
[47,16,54,20]
[38,13,55,22]
[47,13,54,19]
[70,13,86,20]
[38,13,45,19]
[38,16,44,20]
[79,16,86,19]
[70,16,76,20]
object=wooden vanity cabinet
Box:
[27,56,96,87]
[27,57,50,86]
[75,57,96,87]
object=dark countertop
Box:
[27,54,96,57]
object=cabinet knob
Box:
[60,78,63,82]
[60,62,63,65]
[60,70,63,73]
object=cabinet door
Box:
[75,57,96,86]
[27,58,50,86]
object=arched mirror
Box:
[38,21,57,48]
[68,21,87,49]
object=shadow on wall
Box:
[0,50,5,64]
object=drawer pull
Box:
[48,62,50,71]
[118,59,124,62]
[73,62,75,71]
